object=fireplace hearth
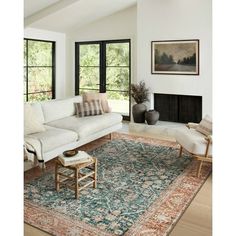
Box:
[154,93,202,123]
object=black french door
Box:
[75,39,131,120]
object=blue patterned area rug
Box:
[24,133,211,236]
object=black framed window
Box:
[75,39,131,120]
[24,38,55,102]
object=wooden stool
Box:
[55,157,97,199]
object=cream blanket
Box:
[24,136,43,164]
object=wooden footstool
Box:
[55,157,97,199]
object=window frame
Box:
[75,39,131,120]
[24,38,56,102]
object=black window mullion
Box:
[79,65,100,68]
[26,39,29,101]
[100,42,106,93]
[128,39,131,121]
[75,43,79,95]
[52,41,56,99]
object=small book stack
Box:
[59,151,92,166]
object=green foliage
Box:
[130,81,149,104]
[106,67,129,91]
[28,92,52,101]
[28,68,52,92]
[28,41,52,66]
[80,44,99,66]
[80,67,99,90]
[79,43,130,100]
[106,43,129,66]
[24,39,54,102]
[106,43,129,94]
[107,91,129,100]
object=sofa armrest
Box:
[186,122,199,129]
[24,136,44,161]
[205,134,212,144]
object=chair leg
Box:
[178,146,183,158]
[197,161,203,177]
[75,168,79,199]
[109,133,113,140]
[55,162,60,191]
[93,158,97,188]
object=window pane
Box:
[79,44,100,66]
[28,68,52,93]
[106,67,129,91]
[80,88,99,95]
[24,68,27,94]
[106,43,129,66]
[79,67,99,90]
[106,91,129,116]
[24,40,27,66]
[28,92,52,102]
[28,40,52,66]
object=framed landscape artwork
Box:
[151,39,199,75]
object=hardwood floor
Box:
[170,175,212,236]
[24,123,212,236]
[25,225,50,236]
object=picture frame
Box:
[151,39,199,75]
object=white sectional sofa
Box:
[24,96,122,166]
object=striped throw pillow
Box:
[196,115,212,136]
[75,100,104,117]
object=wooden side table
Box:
[55,157,97,199]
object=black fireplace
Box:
[154,93,202,123]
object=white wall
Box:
[24,27,66,99]
[137,0,212,116]
[24,1,212,117]
[65,5,137,97]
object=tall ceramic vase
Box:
[132,103,147,123]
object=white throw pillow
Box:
[24,104,46,135]
[196,115,212,136]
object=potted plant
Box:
[130,81,149,123]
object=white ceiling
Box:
[24,0,60,18]
[24,0,137,33]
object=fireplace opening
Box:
[154,93,202,123]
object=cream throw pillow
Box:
[196,115,212,136]
[24,104,46,135]
[83,92,111,113]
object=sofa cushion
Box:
[26,125,78,153]
[46,113,122,138]
[24,104,46,135]
[75,100,104,117]
[41,96,82,123]
[175,127,212,156]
